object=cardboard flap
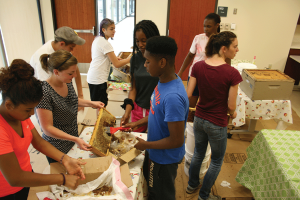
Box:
[50,162,67,174]
[120,163,133,188]
[119,148,141,163]
[82,107,97,125]
[50,156,113,185]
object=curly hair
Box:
[0,59,43,106]
[205,31,237,58]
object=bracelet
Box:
[120,98,134,110]
[60,173,66,186]
[60,154,66,164]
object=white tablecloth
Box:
[232,87,293,127]
[68,127,148,200]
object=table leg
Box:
[230,119,259,134]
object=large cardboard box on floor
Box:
[239,69,294,100]
[50,156,133,188]
[212,139,253,199]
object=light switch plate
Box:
[225,23,230,30]
[231,23,236,30]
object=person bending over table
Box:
[186,31,242,200]
[87,18,131,107]
[121,20,160,132]
[36,50,104,164]
[0,59,85,199]
[123,36,189,200]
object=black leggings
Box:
[0,187,30,200]
[143,150,180,200]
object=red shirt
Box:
[0,115,33,197]
[191,61,242,127]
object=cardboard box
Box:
[112,52,131,83]
[50,156,133,188]
[239,69,294,100]
[212,139,253,199]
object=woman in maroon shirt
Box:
[186,31,243,200]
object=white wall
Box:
[0,0,43,64]
[217,0,300,71]
[135,0,168,36]
[40,0,54,42]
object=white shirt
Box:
[30,40,55,81]
[189,33,208,76]
[87,36,114,84]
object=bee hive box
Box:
[89,108,116,157]
[239,69,294,100]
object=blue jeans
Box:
[188,117,227,199]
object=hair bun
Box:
[10,59,34,80]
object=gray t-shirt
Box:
[36,81,78,154]
[130,51,159,109]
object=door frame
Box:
[50,0,98,36]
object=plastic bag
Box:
[36,158,133,200]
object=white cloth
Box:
[87,36,114,84]
[30,40,55,81]
[189,33,208,76]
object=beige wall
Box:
[218,0,300,71]
[135,0,168,36]
[0,0,42,64]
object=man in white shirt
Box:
[30,26,85,99]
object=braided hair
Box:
[0,59,43,106]
[205,31,236,57]
[132,20,160,55]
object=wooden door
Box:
[52,0,97,63]
[168,0,217,80]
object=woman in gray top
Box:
[36,50,104,164]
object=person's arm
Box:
[74,66,84,99]
[186,76,199,107]
[123,115,148,131]
[121,76,137,126]
[0,153,80,189]
[31,127,86,179]
[78,98,105,108]
[134,120,185,151]
[178,52,195,78]
[36,108,91,151]
[107,52,131,68]
[227,84,239,119]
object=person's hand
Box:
[121,113,130,126]
[75,138,92,151]
[134,137,147,151]
[64,174,80,190]
[122,121,139,131]
[63,156,86,180]
[91,101,105,109]
[230,111,237,119]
